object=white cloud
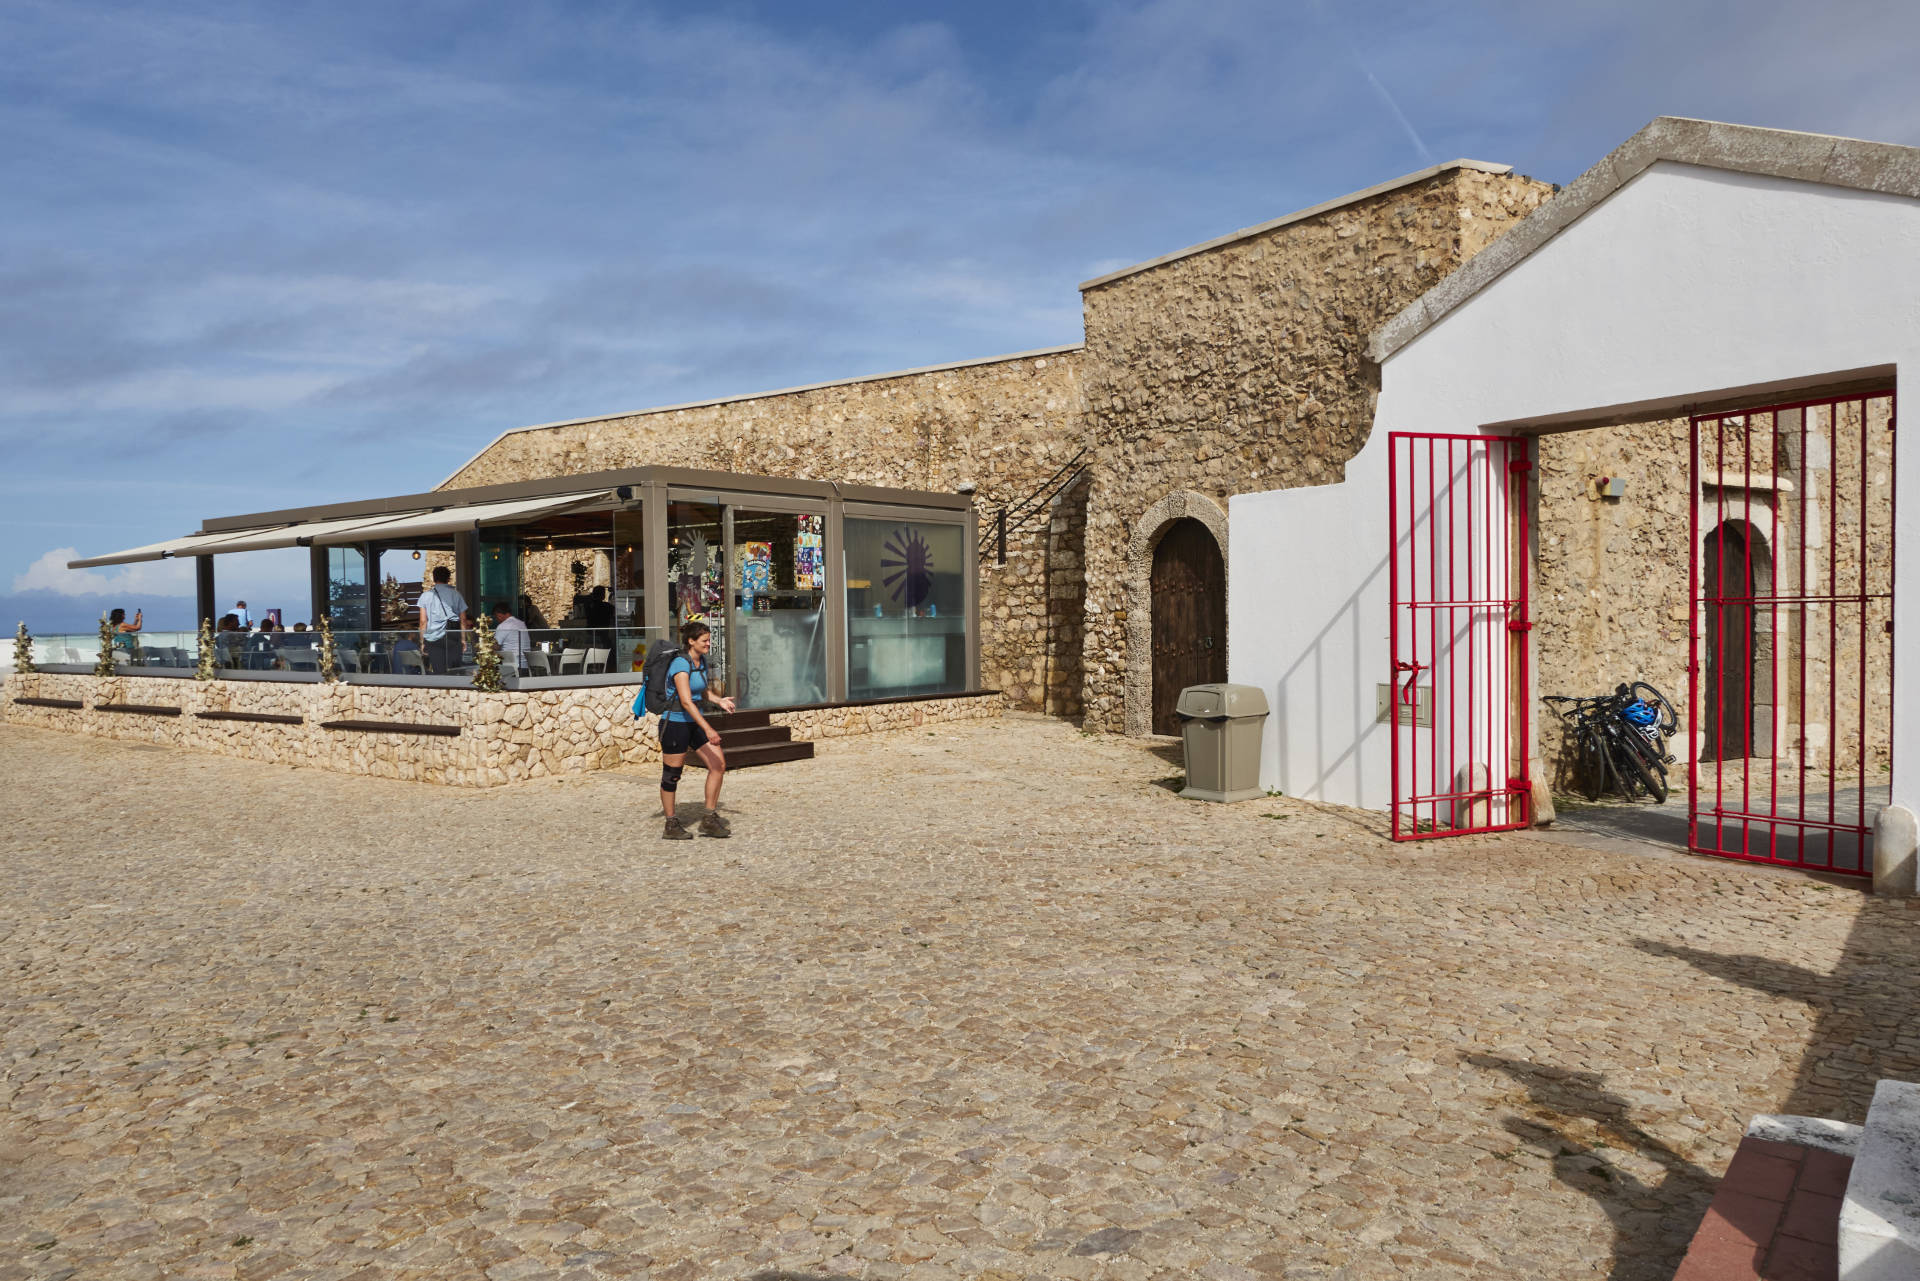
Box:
[12,547,193,597]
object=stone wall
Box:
[0,674,1003,788]
[442,350,1085,710]
[771,693,1004,741]
[1075,167,1556,732]
[1533,399,1895,789]
[1533,419,1693,785]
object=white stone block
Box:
[1841,1079,1920,1281]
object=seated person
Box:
[491,601,531,674]
[390,611,423,673]
[244,621,280,670]
[215,614,244,667]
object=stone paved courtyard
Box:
[4,715,1919,1281]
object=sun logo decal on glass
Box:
[881,527,934,607]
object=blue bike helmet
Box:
[1620,701,1658,727]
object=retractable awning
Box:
[190,510,422,555]
[66,525,297,569]
[66,489,614,569]
[305,491,611,545]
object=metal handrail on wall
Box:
[981,448,1088,565]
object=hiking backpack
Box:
[635,639,682,718]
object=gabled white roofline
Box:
[1370,117,1920,364]
[437,342,1084,488]
[1077,159,1516,293]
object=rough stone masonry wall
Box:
[1076,168,1556,732]
[1,675,1004,787]
[1533,402,1894,789]
[443,353,1085,711]
[1534,419,1693,786]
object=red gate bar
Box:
[1387,431,1532,841]
[1688,391,1895,876]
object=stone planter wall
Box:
[1,674,1004,788]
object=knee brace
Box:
[660,763,685,792]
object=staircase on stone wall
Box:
[703,709,812,769]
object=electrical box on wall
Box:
[1596,476,1627,499]
[1376,683,1433,727]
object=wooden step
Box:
[707,708,772,730]
[714,725,795,750]
[704,740,814,770]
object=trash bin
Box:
[1176,683,1270,803]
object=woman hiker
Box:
[660,620,735,840]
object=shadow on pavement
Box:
[1470,1053,1715,1281]
[1635,900,1920,1122]
[1548,784,1887,876]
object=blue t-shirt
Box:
[664,655,707,723]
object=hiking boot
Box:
[663,815,693,840]
[698,812,732,838]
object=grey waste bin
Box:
[1176,683,1270,803]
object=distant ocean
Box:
[2,590,203,638]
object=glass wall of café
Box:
[663,494,832,710]
[843,514,968,700]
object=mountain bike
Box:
[1544,681,1679,804]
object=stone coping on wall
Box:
[2,674,1004,788]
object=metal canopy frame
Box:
[67,464,981,706]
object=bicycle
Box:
[1544,681,1680,804]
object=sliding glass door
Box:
[729,508,828,707]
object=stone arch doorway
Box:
[1149,519,1227,734]
[1124,490,1229,737]
[1702,518,1775,762]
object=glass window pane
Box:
[668,500,728,688]
[477,528,521,622]
[327,546,370,633]
[844,518,966,699]
[732,509,828,707]
[611,505,646,672]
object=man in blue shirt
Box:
[417,566,470,675]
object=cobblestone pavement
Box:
[5,715,1918,1281]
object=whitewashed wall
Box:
[1231,161,1920,818]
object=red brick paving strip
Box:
[1672,1136,1851,1281]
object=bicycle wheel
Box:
[1608,724,1668,803]
[1630,681,1679,735]
[1574,725,1611,801]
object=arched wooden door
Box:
[1150,519,1226,734]
[1703,522,1756,762]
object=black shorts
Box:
[659,718,708,756]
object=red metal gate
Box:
[1388,431,1533,840]
[1689,391,1896,876]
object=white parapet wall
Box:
[0,673,1002,787]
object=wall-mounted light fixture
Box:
[412,550,422,560]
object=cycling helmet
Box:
[1620,701,1659,727]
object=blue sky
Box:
[6,0,1919,631]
